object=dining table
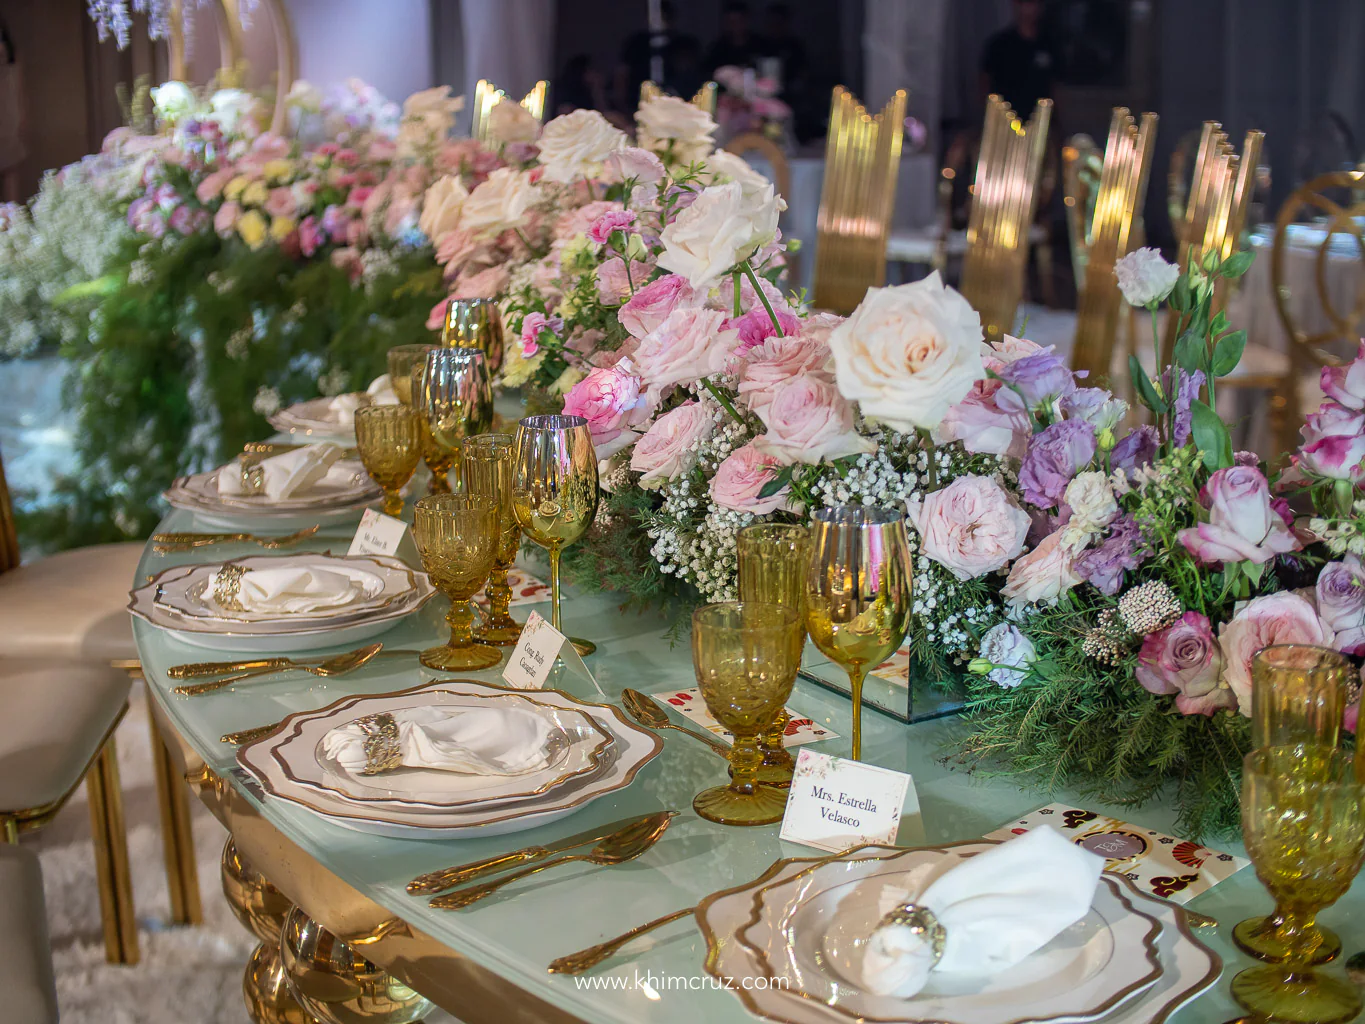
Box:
[134,488,1365,1024]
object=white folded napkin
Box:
[861,827,1104,998]
[327,375,399,428]
[322,705,555,778]
[367,373,401,405]
[211,565,363,614]
[216,443,343,500]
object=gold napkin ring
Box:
[212,564,250,612]
[239,460,266,495]
[356,713,402,775]
[878,903,947,967]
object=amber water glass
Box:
[463,433,523,645]
[386,343,436,407]
[411,494,501,670]
[353,405,419,517]
[420,347,494,494]
[1231,745,1365,1024]
[691,602,803,826]
[737,523,810,787]
[440,297,505,376]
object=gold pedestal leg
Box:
[87,739,140,965]
[245,942,315,1024]
[148,702,203,925]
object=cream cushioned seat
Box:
[0,661,132,812]
[0,542,143,662]
[0,843,58,1024]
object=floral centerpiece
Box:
[713,65,793,145]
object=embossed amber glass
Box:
[463,433,522,646]
[511,415,599,656]
[411,360,453,492]
[691,602,803,826]
[386,343,436,407]
[737,523,810,788]
[806,506,912,762]
[1231,746,1365,1024]
[353,405,420,517]
[411,494,501,670]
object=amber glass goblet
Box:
[1231,745,1365,1024]
[411,360,453,492]
[463,433,523,646]
[1237,644,1353,964]
[421,347,494,494]
[353,405,419,517]
[411,494,501,670]
[440,297,505,376]
[691,602,803,826]
[736,523,811,788]
[806,506,912,762]
[386,343,436,407]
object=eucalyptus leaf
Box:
[1190,399,1233,470]
[1211,329,1247,377]
[1129,355,1168,414]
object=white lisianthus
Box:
[827,271,985,432]
[636,95,717,164]
[976,623,1038,687]
[1114,247,1180,307]
[459,168,535,239]
[1060,471,1119,551]
[418,175,469,245]
[151,81,196,124]
[285,79,324,113]
[537,109,628,183]
[486,99,541,144]
[657,181,785,290]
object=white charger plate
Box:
[269,395,361,440]
[164,461,379,523]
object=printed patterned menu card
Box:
[649,688,839,746]
[474,569,550,610]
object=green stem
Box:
[583,176,596,200]
[623,254,636,296]
[742,261,784,336]
[732,269,742,317]
[919,428,938,490]
[701,377,750,429]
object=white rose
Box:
[459,168,535,240]
[977,623,1037,687]
[1114,246,1180,307]
[1060,471,1119,551]
[151,81,197,123]
[208,88,257,134]
[704,150,770,191]
[827,271,985,432]
[657,181,784,290]
[398,86,464,155]
[636,95,717,163]
[487,99,540,144]
[419,175,469,245]
[605,147,666,184]
[537,109,628,183]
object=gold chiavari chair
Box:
[1070,110,1159,382]
[812,86,908,314]
[959,95,1053,341]
[470,79,549,144]
[640,80,718,117]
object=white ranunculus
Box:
[397,86,464,155]
[636,95,717,163]
[1059,470,1119,551]
[418,175,469,245]
[487,99,541,144]
[151,81,197,123]
[537,109,628,183]
[827,271,985,432]
[208,89,257,134]
[977,623,1037,687]
[459,168,534,239]
[657,181,785,290]
[1114,246,1180,307]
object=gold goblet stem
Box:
[486,567,515,629]
[549,546,563,633]
[728,729,764,796]
[849,665,867,761]
[381,489,403,517]
[446,599,477,650]
[762,710,791,760]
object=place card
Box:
[347,509,409,558]
[648,687,838,747]
[779,749,918,854]
[502,610,596,690]
[985,802,1250,904]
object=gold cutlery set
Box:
[167,642,425,696]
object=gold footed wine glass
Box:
[421,347,494,494]
[440,297,506,376]
[1231,745,1365,1024]
[1236,644,1352,965]
[806,506,912,762]
[353,405,420,517]
[511,415,599,657]
[411,359,454,492]
[736,523,811,788]
[463,433,524,646]
[411,493,502,670]
[386,343,436,407]
[691,602,803,826]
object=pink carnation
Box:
[265,187,297,219]
[519,312,561,357]
[587,209,637,246]
[722,306,803,353]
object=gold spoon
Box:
[430,810,676,910]
[150,524,321,553]
[620,689,731,758]
[172,643,384,696]
[548,905,695,974]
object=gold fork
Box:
[151,525,321,553]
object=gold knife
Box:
[406,812,666,895]
[167,649,425,679]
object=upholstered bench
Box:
[0,842,59,1023]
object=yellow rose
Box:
[223,175,250,201]
[270,216,297,241]
[237,210,268,249]
[263,159,294,184]
[241,180,269,207]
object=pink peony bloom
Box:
[1321,343,1365,410]
[753,376,876,465]
[709,442,790,514]
[736,335,831,411]
[1218,591,1335,715]
[265,186,297,219]
[632,308,738,393]
[213,201,242,236]
[629,401,715,486]
[936,378,1032,459]
[1136,612,1236,716]
[908,475,1031,581]
[1299,433,1365,482]
[587,209,637,246]
[1177,466,1301,565]
[562,365,651,457]
[1001,530,1081,609]
[452,264,509,299]
[196,167,237,203]
[618,274,703,339]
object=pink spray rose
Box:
[1317,554,1365,655]
[1299,433,1365,482]
[618,274,703,339]
[632,308,738,393]
[709,442,791,514]
[908,475,1031,581]
[518,311,561,357]
[1001,529,1081,609]
[1321,343,1365,410]
[562,365,650,457]
[1177,466,1301,565]
[1218,591,1335,715]
[629,401,715,487]
[553,200,621,242]
[736,335,832,411]
[753,376,876,465]
[265,187,297,219]
[1136,612,1236,716]
[722,305,803,353]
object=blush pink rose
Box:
[562,365,650,457]
[553,199,620,242]
[588,209,637,246]
[265,186,297,219]
[633,308,738,392]
[753,376,876,465]
[1001,530,1081,609]
[629,401,715,487]
[709,442,790,514]
[1177,467,1301,565]
[604,147,666,184]
[1218,591,1335,715]
[908,475,1031,581]
[452,264,509,299]
[1321,343,1365,410]
[736,335,832,411]
[936,378,1032,459]
[1136,611,1236,716]
[436,229,483,276]
[618,274,703,339]
[595,256,654,305]
[213,201,242,236]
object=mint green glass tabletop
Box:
[132,505,1358,1024]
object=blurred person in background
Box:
[706,1,765,74]
[980,0,1058,116]
[617,1,698,109]
[555,53,606,115]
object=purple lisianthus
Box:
[1060,387,1128,432]
[1074,515,1148,595]
[995,349,1075,413]
[127,196,167,238]
[1160,367,1206,447]
[167,204,206,236]
[1111,425,1159,478]
[1018,418,1097,509]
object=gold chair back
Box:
[1070,110,1159,380]
[812,86,908,314]
[959,95,1053,341]
[640,81,718,117]
[471,79,548,144]
[721,132,791,202]
[0,449,17,575]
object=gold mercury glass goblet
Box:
[1231,745,1365,1024]
[806,506,912,763]
[410,360,454,492]
[440,297,506,376]
[736,522,811,788]
[421,347,494,495]
[511,415,599,657]
[463,433,524,645]
[411,493,501,670]
[386,343,436,407]
[353,405,420,518]
[691,602,803,826]
[1237,644,1353,965]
